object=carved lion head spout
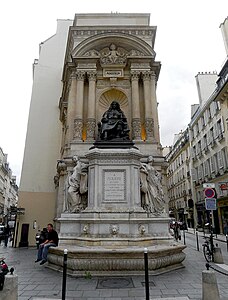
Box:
[110,224,119,236]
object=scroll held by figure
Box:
[140,156,165,215]
[98,101,130,141]
[65,156,88,213]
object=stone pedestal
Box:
[50,147,186,274]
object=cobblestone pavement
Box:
[0,239,228,300]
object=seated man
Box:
[35,223,59,265]
[98,101,130,141]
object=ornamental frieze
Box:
[72,29,153,37]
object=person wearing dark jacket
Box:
[35,223,59,265]
[3,224,10,247]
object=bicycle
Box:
[202,235,215,262]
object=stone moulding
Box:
[48,244,186,276]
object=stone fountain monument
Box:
[48,101,185,275]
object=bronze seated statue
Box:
[98,101,130,141]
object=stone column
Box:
[142,71,154,140]
[150,71,160,143]
[131,71,141,140]
[86,71,97,140]
[66,70,77,142]
[74,70,85,140]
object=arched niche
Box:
[97,88,130,131]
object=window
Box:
[217,118,225,139]
[203,160,209,176]
[222,147,228,169]
[217,151,224,169]
[210,127,214,144]
[210,156,215,173]
[198,164,203,179]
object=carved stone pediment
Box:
[81,43,147,67]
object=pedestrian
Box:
[3,224,10,247]
[35,223,59,265]
[173,221,181,241]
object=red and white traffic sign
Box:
[204,188,215,198]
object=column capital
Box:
[142,70,152,81]
[130,71,140,81]
[76,71,86,81]
[87,71,97,81]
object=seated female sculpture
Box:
[98,101,130,141]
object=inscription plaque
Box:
[103,170,126,201]
[103,70,123,77]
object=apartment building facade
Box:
[166,129,194,227]
[166,17,228,233]
[189,72,228,233]
[0,147,18,223]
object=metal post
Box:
[226,235,228,252]
[144,248,149,300]
[196,230,199,251]
[209,216,214,262]
[62,249,68,300]
[183,230,186,245]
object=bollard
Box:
[214,247,224,264]
[144,248,149,300]
[183,230,186,245]
[196,230,199,251]
[62,249,68,300]
[225,234,228,251]
[202,269,220,300]
[1,273,18,300]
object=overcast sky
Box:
[0,0,227,184]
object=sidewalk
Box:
[1,243,228,300]
[187,227,228,243]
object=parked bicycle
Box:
[202,235,215,262]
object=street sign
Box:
[204,188,215,198]
[205,198,217,210]
[203,183,215,188]
[219,182,228,190]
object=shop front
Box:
[217,198,228,234]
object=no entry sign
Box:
[204,188,215,198]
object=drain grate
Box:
[141,281,156,287]
[97,277,134,289]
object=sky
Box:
[0,0,227,184]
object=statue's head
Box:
[110,43,117,50]
[110,101,120,110]
[72,156,79,163]
[147,155,154,163]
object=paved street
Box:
[1,234,228,300]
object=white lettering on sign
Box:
[103,170,126,201]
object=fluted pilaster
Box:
[131,71,141,140]
[142,71,154,140]
[73,71,85,140]
[150,71,160,143]
[86,71,97,140]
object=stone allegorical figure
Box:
[65,156,88,213]
[140,156,165,215]
[100,43,126,65]
[98,101,130,141]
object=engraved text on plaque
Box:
[103,170,126,202]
